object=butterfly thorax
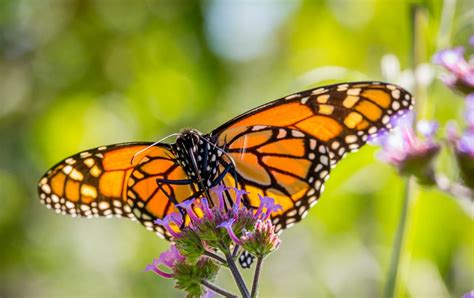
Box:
[173,129,220,187]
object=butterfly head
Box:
[175,129,203,154]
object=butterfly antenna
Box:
[198,135,237,171]
[131,133,181,165]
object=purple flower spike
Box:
[199,197,214,220]
[254,196,282,220]
[217,218,242,245]
[232,188,249,215]
[159,244,185,267]
[263,203,283,220]
[145,244,185,279]
[154,217,181,238]
[145,258,174,278]
[433,47,467,74]
[211,184,227,211]
[254,194,266,219]
[177,199,200,223]
[458,131,474,157]
[433,39,474,95]
[261,197,283,220]
[167,212,184,227]
[377,111,440,184]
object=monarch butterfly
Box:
[38,81,413,240]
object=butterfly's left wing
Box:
[38,142,197,239]
[211,81,414,231]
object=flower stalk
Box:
[200,279,238,298]
[251,257,264,298]
[224,248,250,298]
[384,177,412,298]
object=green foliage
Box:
[174,258,220,298]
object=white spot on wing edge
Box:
[285,93,300,100]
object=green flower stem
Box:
[203,250,227,265]
[224,249,250,298]
[384,177,412,298]
[201,279,238,298]
[250,257,264,298]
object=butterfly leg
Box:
[211,161,238,188]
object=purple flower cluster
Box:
[433,37,474,95]
[377,111,440,184]
[430,36,474,189]
[155,186,282,255]
[145,186,283,297]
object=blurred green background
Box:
[1,0,473,297]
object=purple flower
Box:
[145,244,185,278]
[199,197,214,220]
[154,213,182,238]
[253,194,282,220]
[177,199,200,223]
[211,184,227,211]
[217,218,243,245]
[232,188,249,215]
[377,111,440,184]
[433,37,474,95]
[463,290,474,298]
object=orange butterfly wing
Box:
[211,82,414,230]
[37,143,196,239]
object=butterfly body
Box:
[173,129,222,188]
[38,81,414,239]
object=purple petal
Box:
[253,194,266,219]
[463,290,474,298]
[154,217,181,238]
[167,212,184,227]
[217,219,242,245]
[432,47,465,72]
[254,196,282,220]
[158,245,185,268]
[199,197,214,220]
[458,132,474,156]
[416,120,438,138]
[211,185,227,211]
[144,259,174,279]
[232,188,249,215]
[177,199,200,223]
[465,72,474,87]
